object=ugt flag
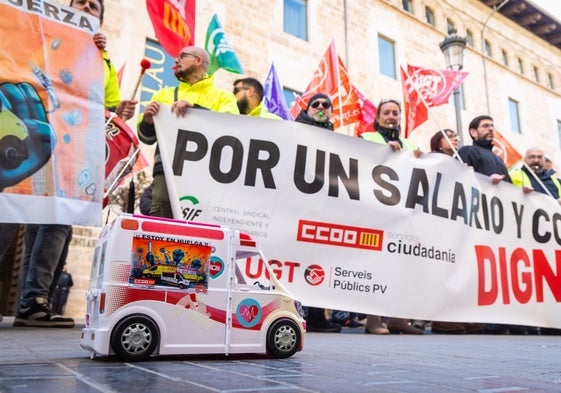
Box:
[407,64,468,107]
[146,0,195,57]
[400,65,429,138]
[205,14,244,75]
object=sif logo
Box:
[179,195,203,221]
[297,219,384,251]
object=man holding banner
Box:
[233,77,280,120]
[138,46,238,218]
[509,147,561,335]
[458,115,532,335]
[458,116,511,185]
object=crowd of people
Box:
[1,1,559,335]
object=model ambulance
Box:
[81,213,306,361]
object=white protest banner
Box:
[155,108,561,328]
[0,0,104,225]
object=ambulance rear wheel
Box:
[110,315,159,361]
[266,318,300,359]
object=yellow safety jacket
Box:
[360,131,418,151]
[138,75,239,145]
[509,168,561,195]
[248,102,281,120]
[103,50,121,110]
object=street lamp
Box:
[439,28,467,145]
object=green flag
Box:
[204,14,244,75]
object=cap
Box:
[307,93,332,110]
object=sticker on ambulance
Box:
[128,235,210,291]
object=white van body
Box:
[80,214,306,361]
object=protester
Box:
[14,0,136,328]
[458,115,511,184]
[294,93,341,333]
[509,147,561,335]
[360,99,423,335]
[429,128,460,157]
[51,266,74,315]
[294,93,334,130]
[427,129,485,334]
[510,147,561,204]
[544,156,553,171]
[233,77,281,119]
[139,184,153,216]
[458,115,530,335]
[138,46,239,218]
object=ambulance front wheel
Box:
[266,318,301,359]
[110,314,159,361]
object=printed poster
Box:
[0,0,104,225]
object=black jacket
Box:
[294,111,334,130]
[458,140,511,183]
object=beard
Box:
[175,64,196,81]
[237,96,250,114]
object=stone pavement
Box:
[1,317,560,393]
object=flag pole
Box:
[103,147,141,200]
[333,41,345,131]
[520,162,555,199]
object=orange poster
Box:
[0,0,104,225]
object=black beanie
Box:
[306,93,332,110]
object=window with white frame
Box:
[466,30,474,47]
[502,49,508,66]
[283,0,307,40]
[402,0,413,13]
[378,35,396,79]
[484,39,492,57]
[283,87,300,111]
[508,98,521,134]
[533,66,540,83]
[425,7,434,25]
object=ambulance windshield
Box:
[234,249,274,290]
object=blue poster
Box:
[139,38,176,112]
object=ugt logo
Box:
[304,264,325,286]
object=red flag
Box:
[104,112,149,206]
[400,66,428,138]
[492,129,523,168]
[146,0,196,57]
[407,64,468,107]
[290,40,362,129]
[354,87,377,136]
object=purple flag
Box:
[262,62,291,120]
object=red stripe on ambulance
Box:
[141,221,225,240]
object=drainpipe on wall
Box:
[481,0,511,115]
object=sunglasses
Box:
[378,99,401,107]
[310,101,331,109]
[233,86,249,94]
[178,52,199,60]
